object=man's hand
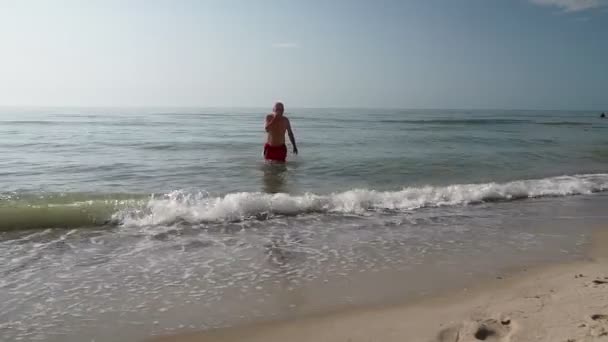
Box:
[265,114,276,132]
[293,146,298,155]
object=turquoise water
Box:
[2,107,608,341]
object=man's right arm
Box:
[265,114,275,132]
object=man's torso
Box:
[266,115,288,146]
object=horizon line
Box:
[0,105,605,112]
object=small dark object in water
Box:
[593,279,608,285]
[601,112,606,118]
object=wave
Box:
[376,119,530,125]
[0,120,170,127]
[539,121,591,126]
[327,118,598,127]
[116,173,608,227]
[2,174,608,231]
[0,198,143,231]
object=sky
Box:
[0,0,607,109]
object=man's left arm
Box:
[286,118,298,154]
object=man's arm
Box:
[286,118,298,154]
[265,114,277,131]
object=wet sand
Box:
[151,229,608,342]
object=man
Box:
[264,102,298,162]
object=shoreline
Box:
[151,229,608,342]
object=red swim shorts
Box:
[264,143,287,162]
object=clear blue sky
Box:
[1,0,606,109]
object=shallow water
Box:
[2,107,608,195]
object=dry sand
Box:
[151,230,608,342]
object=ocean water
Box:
[2,107,608,341]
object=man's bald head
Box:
[273,102,284,115]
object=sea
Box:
[1,107,608,341]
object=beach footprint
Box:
[587,314,608,339]
[436,317,513,342]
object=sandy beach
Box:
[151,229,608,342]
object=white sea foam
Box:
[115,173,608,227]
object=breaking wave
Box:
[115,173,608,227]
[2,173,607,231]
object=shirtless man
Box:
[264,102,298,162]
